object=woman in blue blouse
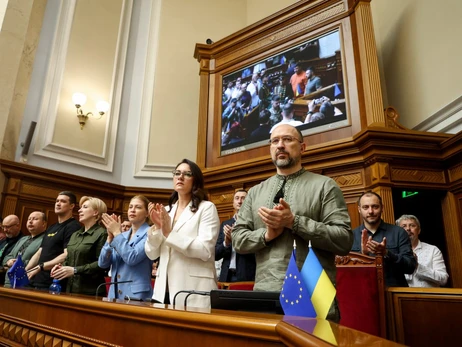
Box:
[98,195,153,300]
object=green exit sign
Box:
[402,191,419,198]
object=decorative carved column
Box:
[372,186,394,225]
[353,0,385,127]
[195,56,212,168]
[365,159,395,224]
[442,192,462,287]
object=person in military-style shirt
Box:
[51,196,107,296]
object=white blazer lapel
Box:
[171,201,194,232]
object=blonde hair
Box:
[80,196,107,222]
[129,195,151,223]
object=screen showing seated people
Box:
[220,29,348,156]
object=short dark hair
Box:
[58,191,77,205]
[282,102,294,112]
[357,191,382,206]
[272,95,281,101]
[306,66,316,73]
[320,101,335,117]
[259,109,270,123]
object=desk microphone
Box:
[172,290,210,307]
[95,280,133,299]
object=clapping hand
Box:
[259,199,294,242]
[223,224,233,246]
[102,213,122,242]
[148,203,172,237]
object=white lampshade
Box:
[72,92,87,106]
[96,101,110,113]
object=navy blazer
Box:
[98,222,153,299]
[215,217,256,282]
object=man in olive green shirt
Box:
[3,211,47,287]
[233,124,352,322]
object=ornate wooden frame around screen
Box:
[194,0,380,170]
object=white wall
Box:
[372,0,462,132]
[0,0,8,30]
[11,0,462,192]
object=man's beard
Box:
[273,154,298,169]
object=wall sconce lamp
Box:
[72,92,109,130]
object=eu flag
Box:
[334,83,342,98]
[7,254,30,288]
[280,250,316,317]
[301,246,336,319]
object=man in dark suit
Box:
[215,189,256,282]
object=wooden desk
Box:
[0,287,403,346]
[387,287,462,346]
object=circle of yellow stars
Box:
[281,273,303,305]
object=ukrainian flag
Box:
[287,318,337,346]
[301,244,336,319]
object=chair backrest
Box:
[335,252,386,338]
[227,281,255,291]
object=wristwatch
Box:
[74,267,78,275]
[39,262,44,271]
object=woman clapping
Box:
[98,195,153,300]
[145,159,220,308]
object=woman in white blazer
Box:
[145,159,220,308]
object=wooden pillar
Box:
[352,0,385,127]
[442,191,462,287]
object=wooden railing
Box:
[0,286,403,346]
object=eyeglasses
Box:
[2,223,19,229]
[172,170,193,178]
[269,136,302,146]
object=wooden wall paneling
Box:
[16,201,54,236]
[441,191,462,288]
[0,314,120,346]
[346,201,361,229]
[386,287,462,346]
[0,160,170,225]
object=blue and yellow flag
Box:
[7,253,30,288]
[286,317,337,346]
[301,245,336,319]
[280,250,316,317]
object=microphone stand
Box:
[172,290,210,307]
[95,280,133,300]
